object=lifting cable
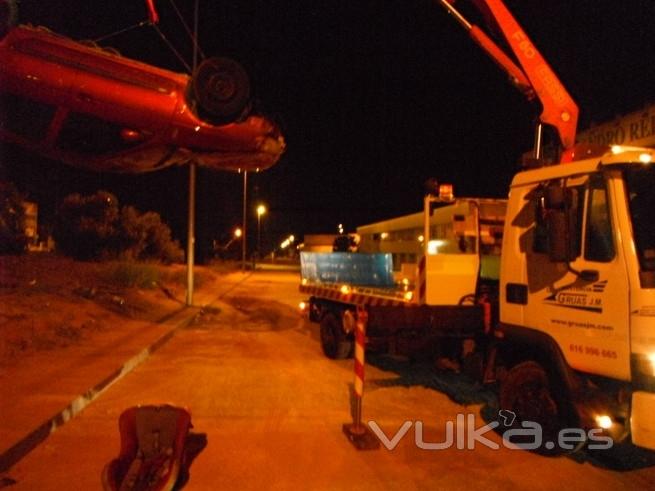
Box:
[150,23,192,73]
[166,0,206,62]
[93,20,150,44]
[90,0,207,75]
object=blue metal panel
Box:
[300,252,395,287]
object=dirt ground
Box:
[0,253,220,367]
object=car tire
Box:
[189,57,251,125]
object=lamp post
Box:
[257,204,267,260]
[241,170,248,272]
[185,0,201,306]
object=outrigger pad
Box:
[102,405,192,491]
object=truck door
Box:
[521,173,631,381]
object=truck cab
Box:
[500,145,655,450]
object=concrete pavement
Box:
[3,271,655,490]
[0,271,254,474]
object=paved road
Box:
[6,271,655,490]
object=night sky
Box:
[2,0,654,259]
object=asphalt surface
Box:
[3,270,655,490]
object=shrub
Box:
[0,181,28,254]
[54,191,120,260]
[54,191,183,262]
[103,261,161,289]
[119,207,184,263]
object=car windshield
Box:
[625,165,655,271]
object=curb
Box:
[0,305,197,473]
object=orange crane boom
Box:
[438,0,579,152]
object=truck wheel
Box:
[499,361,573,455]
[320,313,353,359]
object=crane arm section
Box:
[438,0,578,151]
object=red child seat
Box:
[102,405,192,491]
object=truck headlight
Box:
[632,353,655,392]
[595,415,613,430]
[635,353,655,377]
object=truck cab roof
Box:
[512,145,655,187]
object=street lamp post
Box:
[185,0,201,306]
[241,170,248,272]
[257,204,267,261]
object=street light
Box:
[280,234,295,250]
[226,227,242,251]
[257,204,267,257]
[214,227,243,257]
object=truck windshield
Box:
[625,166,655,272]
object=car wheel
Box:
[189,57,251,125]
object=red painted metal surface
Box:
[0,25,285,173]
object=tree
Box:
[54,191,120,260]
[54,190,183,262]
[119,206,183,263]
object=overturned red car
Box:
[0,23,285,173]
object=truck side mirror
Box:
[546,209,570,262]
[543,185,578,262]
[544,185,565,209]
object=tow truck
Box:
[301,0,655,453]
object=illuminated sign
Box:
[577,104,655,148]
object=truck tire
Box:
[499,360,576,455]
[320,312,353,359]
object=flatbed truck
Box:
[301,0,655,454]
